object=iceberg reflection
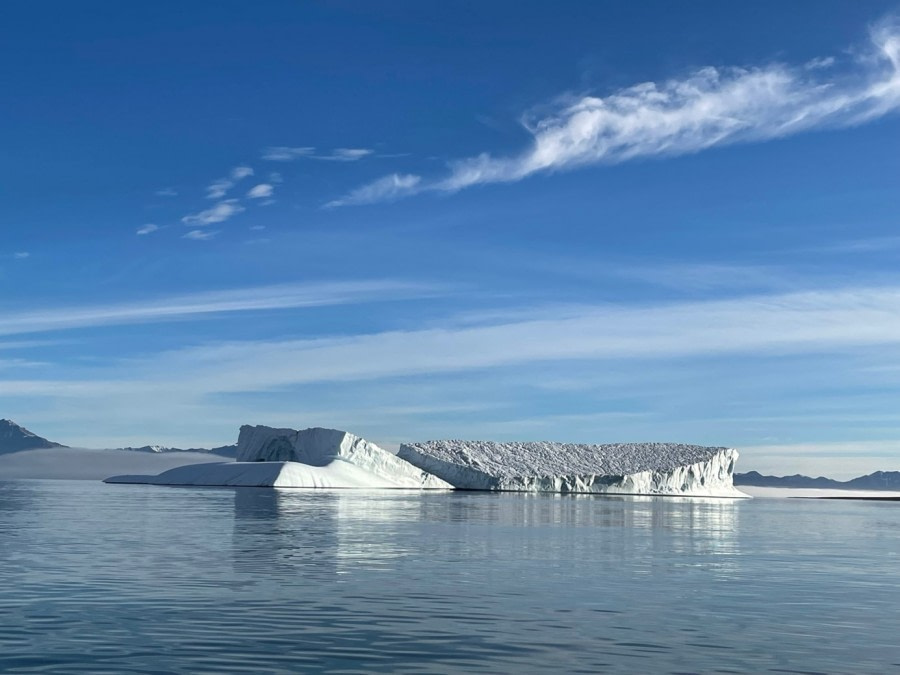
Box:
[231,489,741,582]
[231,489,421,578]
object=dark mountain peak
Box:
[736,468,900,490]
[845,471,900,490]
[0,419,67,454]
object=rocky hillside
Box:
[0,419,67,454]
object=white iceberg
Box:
[106,426,452,490]
[106,424,746,497]
[398,440,746,497]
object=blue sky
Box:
[2,1,900,477]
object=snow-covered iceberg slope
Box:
[105,460,439,488]
[398,441,746,497]
[106,426,451,490]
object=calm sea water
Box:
[1,480,898,673]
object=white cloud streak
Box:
[136,223,159,235]
[206,180,231,200]
[13,252,30,259]
[0,280,442,337]
[325,173,421,208]
[331,22,900,206]
[262,146,315,161]
[206,166,254,199]
[318,148,373,161]
[182,229,218,241]
[10,284,900,472]
[262,146,373,162]
[806,235,900,254]
[247,183,274,199]
[12,284,900,402]
[181,199,245,226]
[142,285,900,393]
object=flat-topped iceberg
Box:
[106,426,452,490]
[106,424,746,496]
[398,440,745,497]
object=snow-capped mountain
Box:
[0,419,67,454]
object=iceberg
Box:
[106,426,452,490]
[106,424,746,497]
[398,440,746,497]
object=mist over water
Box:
[1,481,899,672]
[0,448,223,480]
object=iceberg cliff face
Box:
[398,441,745,497]
[107,426,452,489]
[235,425,451,488]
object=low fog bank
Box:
[0,448,225,480]
[740,486,900,499]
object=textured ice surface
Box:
[398,440,745,497]
[106,426,451,489]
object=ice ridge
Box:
[398,440,745,497]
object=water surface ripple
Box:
[1,480,898,673]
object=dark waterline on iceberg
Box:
[1,480,898,673]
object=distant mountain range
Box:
[117,444,238,458]
[734,470,900,490]
[0,419,236,458]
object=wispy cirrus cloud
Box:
[13,252,30,259]
[11,284,900,472]
[803,235,900,255]
[155,187,178,197]
[199,284,900,388]
[182,229,218,241]
[206,180,231,200]
[330,22,900,206]
[0,280,442,337]
[0,339,60,351]
[247,183,274,199]
[262,146,374,162]
[206,166,254,199]
[136,223,159,236]
[319,148,373,161]
[181,199,245,226]
[13,283,900,400]
[262,146,316,161]
[325,173,421,208]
